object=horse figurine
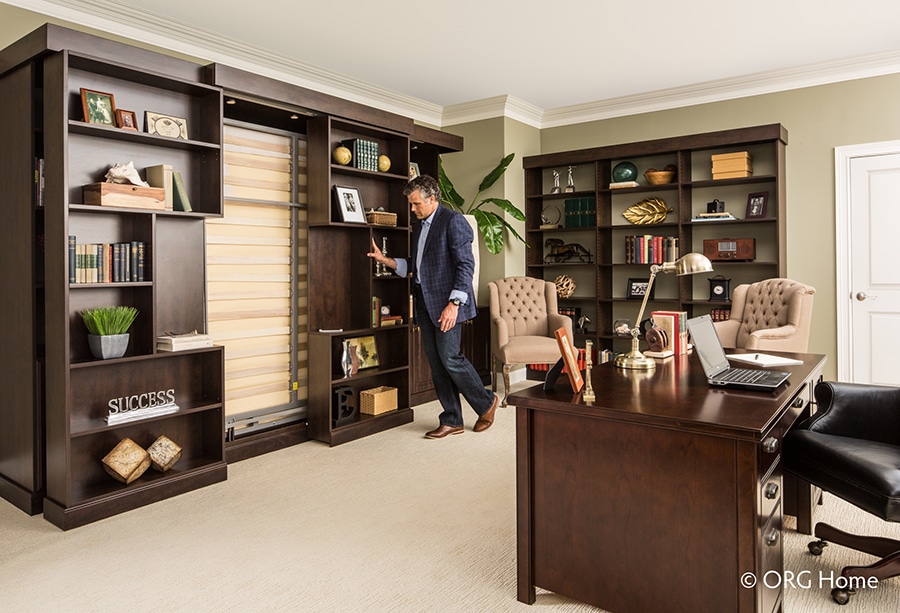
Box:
[544,238,592,263]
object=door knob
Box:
[856,292,877,301]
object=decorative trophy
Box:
[375,236,390,277]
[550,169,562,194]
[565,165,576,193]
[582,340,595,402]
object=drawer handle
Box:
[764,482,779,499]
[793,396,805,408]
[766,528,780,547]
[763,437,779,453]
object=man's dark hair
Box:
[403,174,440,201]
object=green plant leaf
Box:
[81,306,138,336]
[480,197,525,221]
[473,209,504,255]
[477,153,515,193]
[438,159,465,211]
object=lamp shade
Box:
[673,252,714,276]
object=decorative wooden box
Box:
[101,438,150,484]
[360,385,398,415]
[83,183,166,210]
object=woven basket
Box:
[360,386,398,415]
[644,170,676,185]
[365,210,397,227]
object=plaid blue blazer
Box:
[412,205,477,326]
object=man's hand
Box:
[367,237,392,267]
[439,302,458,333]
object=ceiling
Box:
[12,0,900,127]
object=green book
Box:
[172,170,192,212]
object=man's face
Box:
[408,189,439,220]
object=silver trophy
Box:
[550,169,561,194]
[565,165,576,193]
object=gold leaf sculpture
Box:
[623,197,674,225]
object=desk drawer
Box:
[758,383,808,475]
[759,503,783,613]
[759,462,782,520]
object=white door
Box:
[836,143,900,383]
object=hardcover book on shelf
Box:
[156,331,213,351]
[172,170,192,212]
[145,163,173,210]
[651,310,688,355]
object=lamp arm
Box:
[630,264,661,340]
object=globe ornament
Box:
[378,154,391,172]
[612,161,638,183]
[333,146,352,165]
[554,274,576,299]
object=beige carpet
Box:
[0,383,897,612]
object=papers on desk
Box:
[726,353,803,367]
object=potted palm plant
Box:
[438,153,526,255]
[82,305,139,359]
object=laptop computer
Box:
[686,314,791,391]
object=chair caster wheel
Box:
[808,540,828,555]
[831,587,850,605]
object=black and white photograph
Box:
[333,185,366,223]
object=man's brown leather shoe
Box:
[474,394,499,433]
[425,424,464,439]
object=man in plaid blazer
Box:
[368,175,498,438]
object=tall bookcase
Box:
[306,116,415,445]
[0,26,226,529]
[523,124,788,355]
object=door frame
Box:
[834,140,900,381]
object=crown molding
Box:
[10,1,900,131]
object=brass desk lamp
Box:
[615,253,714,370]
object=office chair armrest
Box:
[800,381,900,445]
[493,317,509,349]
[548,313,572,336]
[744,325,798,350]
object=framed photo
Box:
[80,88,117,126]
[408,162,420,180]
[746,191,768,218]
[116,109,138,131]
[554,326,584,393]
[333,185,366,223]
[145,111,189,139]
[347,335,379,369]
[626,278,655,300]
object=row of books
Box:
[341,138,380,172]
[68,237,147,284]
[624,235,679,264]
[33,157,45,207]
[709,308,732,322]
[563,197,596,228]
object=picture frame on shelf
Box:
[333,185,367,223]
[116,109,138,131]
[746,191,768,219]
[626,278,655,300]
[145,111,189,139]
[408,162,420,180]
[347,335,379,369]
[80,88,116,126]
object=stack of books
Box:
[106,403,180,425]
[691,212,738,222]
[156,331,213,352]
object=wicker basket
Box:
[643,170,676,185]
[360,385,398,415]
[365,209,398,227]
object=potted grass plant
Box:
[81,305,139,359]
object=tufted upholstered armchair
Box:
[713,278,815,352]
[488,276,573,406]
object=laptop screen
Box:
[686,315,730,378]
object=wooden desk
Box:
[510,351,826,613]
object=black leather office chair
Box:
[783,381,900,604]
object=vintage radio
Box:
[703,238,756,261]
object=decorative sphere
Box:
[333,146,352,165]
[378,154,391,172]
[554,274,576,299]
[612,161,638,182]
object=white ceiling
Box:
[11,0,900,127]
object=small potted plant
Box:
[81,306,139,359]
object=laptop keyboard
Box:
[716,368,768,383]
